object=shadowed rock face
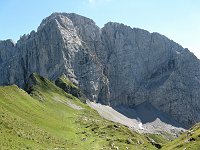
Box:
[99,23,200,128]
[0,12,200,127]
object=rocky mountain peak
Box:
[37,13,96,31]
[0,39,17,65]
[1,12,200,128]
[0,39,16,47]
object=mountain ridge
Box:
[1,12,200,128]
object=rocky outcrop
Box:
[0,12,200,127]
[55,74,85,100]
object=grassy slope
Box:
[163,123,200,150]
[146,133,171,145]
[0,74,157,150]
[58,75,79,89]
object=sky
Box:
[0,0,200,58]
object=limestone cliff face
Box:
[0,13,200,127]
[99,22,200,127]
[0,13,109,101]
[0,40,24,87]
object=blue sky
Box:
[1,0,200,58]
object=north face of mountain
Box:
[99,22,200,127]
[0,12,200,127]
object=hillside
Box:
[163,123,200,150]
[1,73,200,149]
[0,74,158,150]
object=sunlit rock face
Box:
[1,13,200,127]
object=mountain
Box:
[1,12,200,128]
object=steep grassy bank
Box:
[0,74,157,149]
[163,123,200,150]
